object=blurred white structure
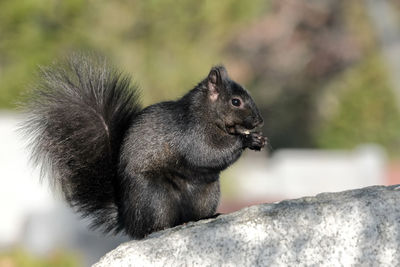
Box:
[0,113,127,266]
[0,112,55,246]
[231,145,386,201]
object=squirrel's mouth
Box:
[226,124,258,136]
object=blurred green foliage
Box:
[0,0,266,108]
[0,0,88,108]
[312,1,400,155]
[0,248,80,267]
[316,54,400,155]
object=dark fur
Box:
[22,55,264,238]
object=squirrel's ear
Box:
[207,65,228,102]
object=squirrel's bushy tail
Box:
[22,54,141,234]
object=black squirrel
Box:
[22,55,265,239]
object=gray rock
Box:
[94,185,400,266]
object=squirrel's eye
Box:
[231,98,241,107]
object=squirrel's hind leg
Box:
[119,172,181,238]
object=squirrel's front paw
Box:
[242,132,266,151]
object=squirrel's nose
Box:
[256,116,264,127]
[244,113,264,129]
[252,115,263,128]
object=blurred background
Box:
[2,0,400,266]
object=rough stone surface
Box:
[94,185,400,266]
